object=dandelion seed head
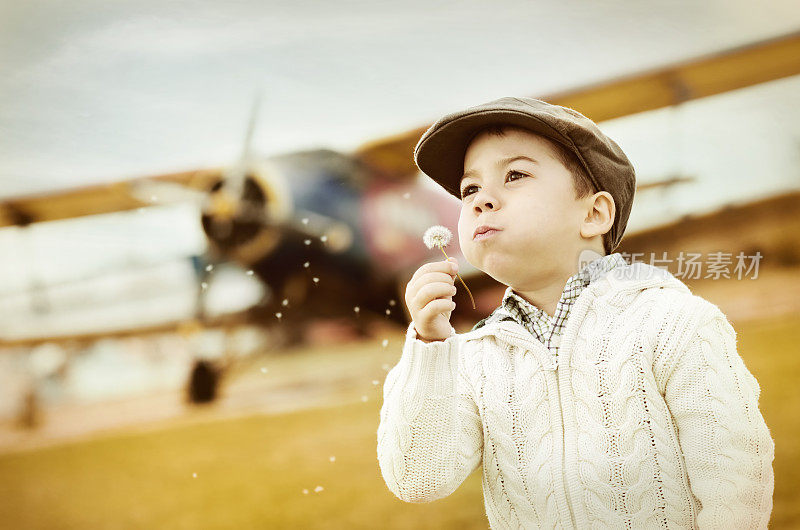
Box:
[314,485,324,493]
[423,225,452,249]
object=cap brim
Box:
[414,108,571,199]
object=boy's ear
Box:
[580,191,615,239]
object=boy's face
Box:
[457,128,589,288]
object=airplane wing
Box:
[0,30,796,231]
[354,30,800,179]
[0,168,221,227]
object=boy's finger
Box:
[413,282,457,309]
[428,259,457,276]
[409,260,457,289]
[407,273,453,307]
[417,271,456,287]
[420,298,456,319]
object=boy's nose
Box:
[475,201,494,212]
[473,194,496,212]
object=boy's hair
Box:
[474,124,612,255]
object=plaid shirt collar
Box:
[472,253,628,348]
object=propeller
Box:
[131,90,353,255]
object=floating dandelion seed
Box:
[403,192,411,199]
[302,489,309,495]
[382,339,388,347]
[201,282,208,290]
[320,235,328,243]
[329,456,336,463]
[304,239,311,246]
[282,298,289,306]
[381,363,390,370]
[385,309,391,316]
[372,380,379,385]
[303,261,310,268]
[275,312,282,319]
[312,277,319,284]
[389,299,396,306]
[302,218,309,225]
[422,225,476,310]
[261,367,268,373]
[193,473,197,478]
[314,486,324,493]
[246,270,254,276]
[361,395,368,402]
[205,265,213,272]
[353,306,360,314]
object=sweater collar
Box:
[505,253,625,329]
[460,260,690,346]
[471,252,627,334]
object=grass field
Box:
[0,312,797,529]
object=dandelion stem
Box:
[439,248,476,310]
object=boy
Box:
[376,97,774,528]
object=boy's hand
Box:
[405,258,458,342]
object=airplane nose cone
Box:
[201,174,270,249]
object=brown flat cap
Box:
[413,96,636,253]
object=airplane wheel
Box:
[17,386,41,429]
[187,359,220,404]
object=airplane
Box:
[0,29,798,353]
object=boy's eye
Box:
[506,170,528,182]
[461,169,528,199]
[460,185,477,199]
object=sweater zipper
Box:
[554,347,577,529]
[505,326,578,527]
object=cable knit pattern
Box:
[377,262,775,529]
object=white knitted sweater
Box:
[377,262,775,529]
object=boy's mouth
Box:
[473,225,501,241]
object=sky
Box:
[2,0,799,196]
[1,0,799,337]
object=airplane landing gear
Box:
[187,359,220,404]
